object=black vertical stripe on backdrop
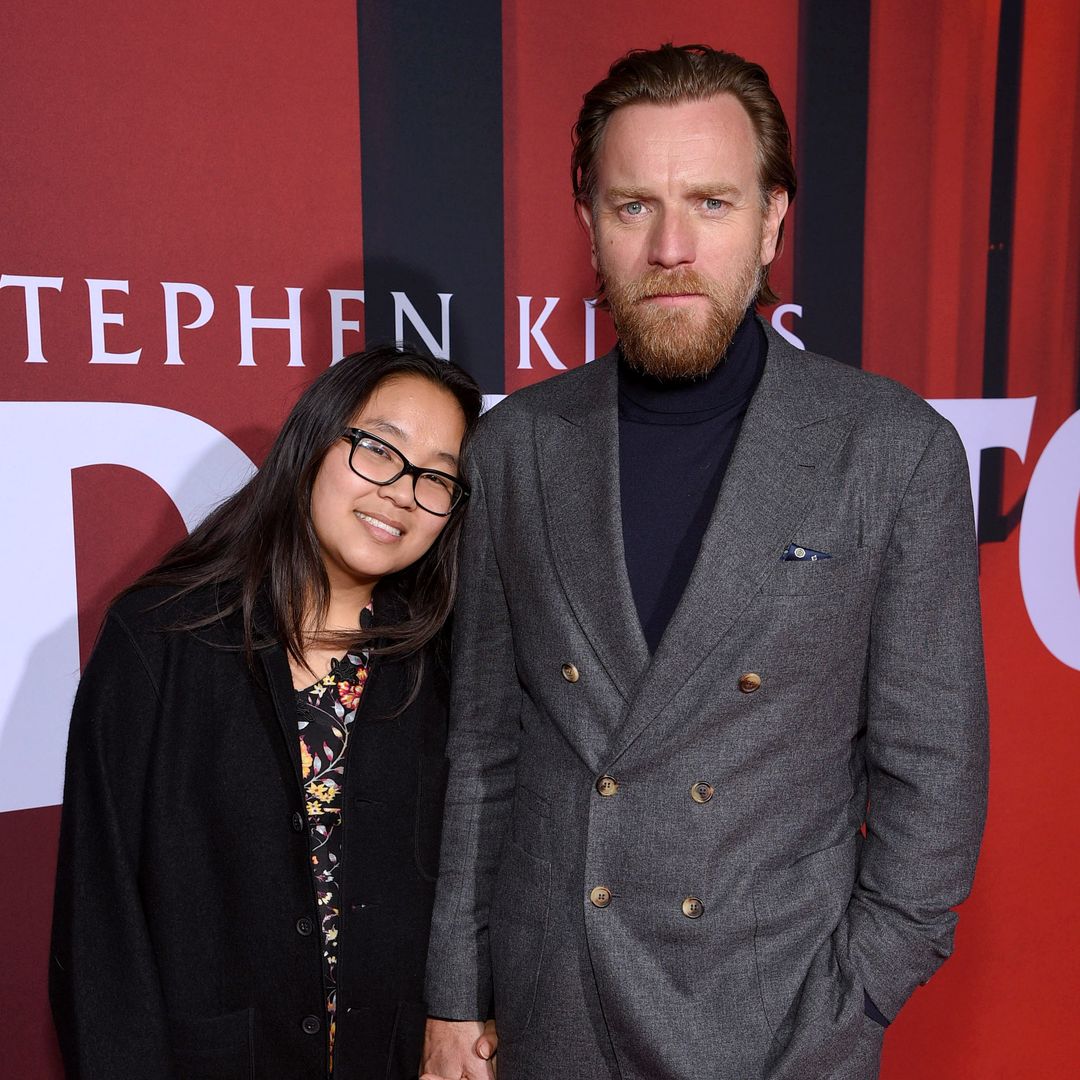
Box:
[356,1,504,395]
[978,0,1024,543]
[792,2,871,368]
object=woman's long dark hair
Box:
[129,345,483,671]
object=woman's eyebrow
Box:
[364,417,459,470]
[361,417,408,442]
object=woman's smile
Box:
[354,510,404,541]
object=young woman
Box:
[49,346,493,1079]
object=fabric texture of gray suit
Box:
[425,321,989,1079]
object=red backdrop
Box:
[2,2,1078,1076]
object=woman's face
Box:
[310,374,467,599]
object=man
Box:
[422,44,988,1080]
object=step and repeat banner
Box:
[2,1,1078,1075]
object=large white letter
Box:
[1019,409,1080,671]
[0,274,63,363]
[329,288,365,363]
[927,397,1036,530]
[0,402,255,813]
[583,298,599,364]
[162,282,215,365]
[771,303,805,350]
[392,291,452,359]
[517,296,566,370]
[237,285,304,366]
[87,279,141,364]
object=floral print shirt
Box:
[296,622,371,1073]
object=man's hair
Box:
[571,43,797,306]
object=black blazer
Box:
[49,584,450,1079]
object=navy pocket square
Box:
[781,542,832,562]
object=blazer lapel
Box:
[260,641,306,787]
[607,326,859,765]
[536,353,651,703]
[257,587,411,788]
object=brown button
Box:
[738,672,762,694]
[596,775,619,797]
[589,885,612,908]
[561,662,580,683]
[690,781,714,804]
[682,896,704,919]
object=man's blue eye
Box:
[625,202,644,215]
[705,198,725,210]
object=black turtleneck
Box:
[618,310,765,653]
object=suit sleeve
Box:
[49,611,178,1079]
[849,416,990,1020]
[424,459,523,1019]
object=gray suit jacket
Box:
[426,324,989,1080]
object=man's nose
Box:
[647,208,695,268]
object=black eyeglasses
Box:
[341,429,469,517]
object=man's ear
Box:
[760,187,790,265]
[576,199,599,273]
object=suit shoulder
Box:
[105,582,239,652]
[771,332,953,440]
[471,359,610,448]
[491,363,601,415]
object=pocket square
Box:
[781,542,832,562]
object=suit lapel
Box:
[536,353,650,703]
[607,327,859,764]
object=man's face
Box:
[579,94,788,380]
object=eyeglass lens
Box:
[349,435,460,514]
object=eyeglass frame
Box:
[340,428,470,517]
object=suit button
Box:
[290,811,305,832]
[596,775,618,797]
[301,1015,321,1035]
[589,885,612,908]
[561,662,580,683]
[690,781,714,804]
[738,672,762,694]
[296,916,314,936]
[682,896,704,919]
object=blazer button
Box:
[738,672,762,694]
[301,1015,321,1035]
[690,781,714,804]
[290,811,305,832]
[596,775,619,797]
[561,662,580,683]
[296,916,314,936]
[682,896,704,919]
[590,885,612,908]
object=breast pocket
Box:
[757,547,874,598]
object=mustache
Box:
[617,268,719,303]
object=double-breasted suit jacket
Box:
[425,323,989,1079]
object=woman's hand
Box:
[476,1018,498,1067]
[420,1017,497,1080]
